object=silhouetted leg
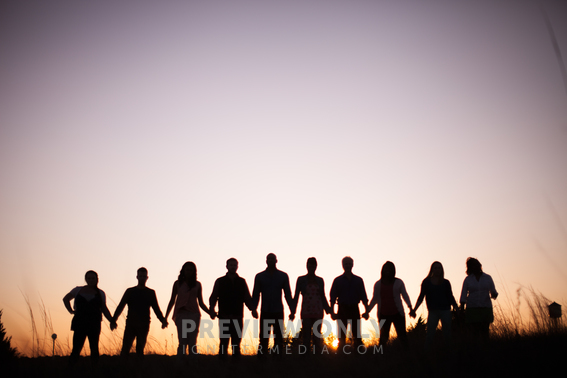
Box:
[87,326,100,365]
[439,310,452,344]
[69,330,87,365]
[392,313,408,349]
[425,310,441,348]
[379,313,393,346]
[135,323,149,358]
[120,322,136,357]
[231,318,243,357]
[272,312,284,355]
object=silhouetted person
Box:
[330,256,368,352]
[112,267,168,359]
[63,270,116,366]
[411,261,458,348]
[165,262,213,356]
[459,257,498,342]
[209,258,258,359]
[290,257,332,354]
[364,261,412,349]
[252,253,293,356]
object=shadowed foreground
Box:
[9,333,566,378]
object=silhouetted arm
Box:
[413,280,426,313]
[459,277,469,309]
[209,279,220,319]
[165,281,178,321]
[63,288,77,315]
[113,290,129,322]
[318,277,332,315]
[100,290,116,330]
[242,280,258,318]
[150,290,167,327]
[283,273,293,312]
[196,282,211,316]
[291,277,301,316]
[251,274,261,311]
[399,280,412,312]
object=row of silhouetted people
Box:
[63,254,498,363]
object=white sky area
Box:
[1,0,566,355]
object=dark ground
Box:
[5,333,565,378]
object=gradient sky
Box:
[1,0,566,355]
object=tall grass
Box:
[17,287,565,358]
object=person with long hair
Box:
[63,270,116,366]
[411,261,458,347]
[364,261,412,349]
[290,257,332,354]
[165,262,213,356]
[459,257,498,341]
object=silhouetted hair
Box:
[342,256,353,265]
[178,261,197,289]
[137,267,148,275]
[85,270,98,281]
[267,253,277,260]
[466,257,483,276]
[427,261,444,279]
[307,257,317,266]
[226,257,238,265]
[380,261,396,284]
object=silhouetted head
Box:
[381,261,396,283]
[428,261,444,279]
[179,261,197,288]
[342,256,354,273]
[266,253,277,269]
[466,257,482,276]
[137,267,148,285]
[84,270,98,288]
[226,258,238,274]
[306,257,317,275]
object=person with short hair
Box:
[252,253,293,356]
[330,257,369,351]
[113,267,168,359]
[209,258,258,358]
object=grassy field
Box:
[4,289,566,377]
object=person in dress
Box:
[165,262,213,355]
[290,257,332,353]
